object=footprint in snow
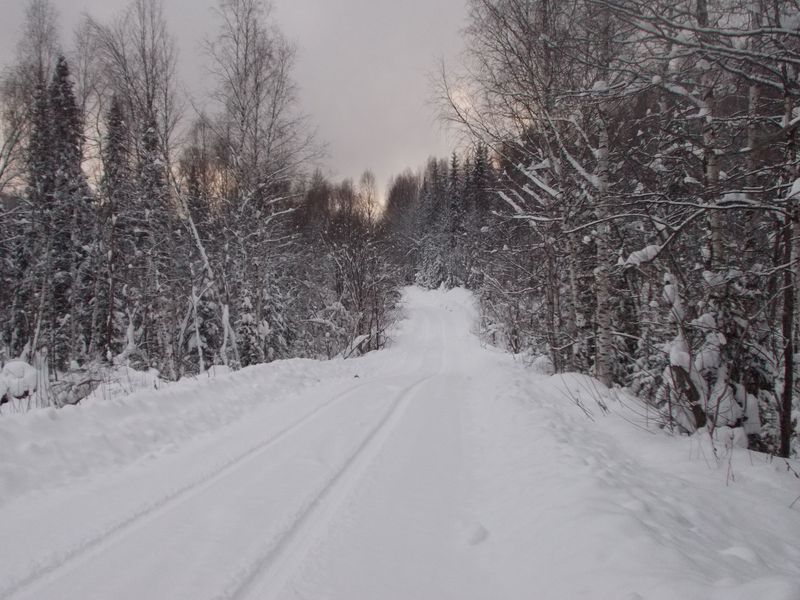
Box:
[464,523,490,546]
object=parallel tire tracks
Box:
[214,372,438,600]
[220,315,449,600]
[0,376,385,600]
[3,309,444,600]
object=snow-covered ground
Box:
[0,287,798,600]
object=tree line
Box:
[407,0,799,457]
[2,0,797,458]
[0,0,396,406]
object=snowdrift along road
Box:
[0,287,799,600]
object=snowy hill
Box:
[0,287,798,600]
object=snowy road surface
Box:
[1,288,799,599]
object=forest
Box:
[0,0,798,459]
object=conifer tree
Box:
[471,143,491,217]
[13,82,52,358]
[135,112,176,376]
[447,152,466,285]
[96,95,131,360]
[236,293,263,367]
[47,56,91,369]
[416,159,448,288]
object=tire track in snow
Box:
[212,372,438,600]
[216,311,450,600]
[2,298,444,600]
[0,376,388,600]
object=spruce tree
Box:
[447,152,466,285]
[236,292,263,367]
[134,113,175,374]
[47,56,91,369]
[471,143,491,217]
[13,82,52,358]
[96,95,131,361]
[448,152,462,235]
[416,159,448,288]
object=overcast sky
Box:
[0,0,467,195]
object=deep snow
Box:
[0,287,798,600]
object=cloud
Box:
[0,0,467,193]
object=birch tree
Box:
[435,0,799,454]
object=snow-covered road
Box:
[1,288,799,600]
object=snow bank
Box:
[0,286,449,508]
[478,368,800,599]
[0,357,366,507]
[1,360,39,399]
[530,354,556,375]
[0,361,41,412]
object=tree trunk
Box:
[780,206,795,457]
[697,0,723,270]
[780,89,797,458]
[594,6,613,388]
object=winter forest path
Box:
[0,288,510,600]
[1,288,799,600]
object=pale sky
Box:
[0,0,468,195]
